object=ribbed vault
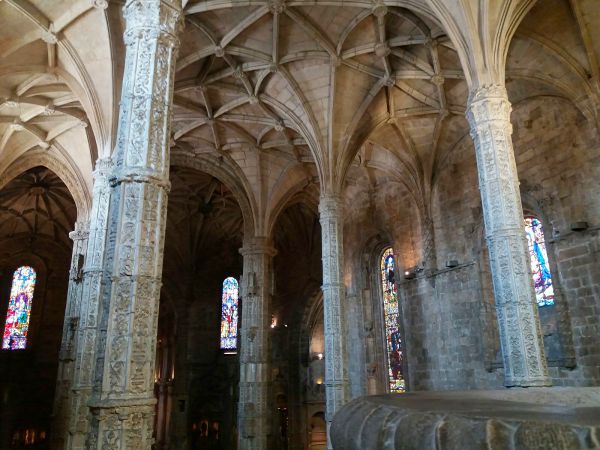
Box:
[0,166,76,251]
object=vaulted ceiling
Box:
[0,0,115,218]
[0,166,76,251]
[173,0,600,234]
[0,0,598,233]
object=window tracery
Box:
[380,248,405,393]
[220,277,239,351]
[2,266,37,350]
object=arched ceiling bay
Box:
[165,166,244,272]
[176,1,456,198]
[342,0,600,222]
[0,0,116,212]
[2,0,598,235]
[0,166,77,252]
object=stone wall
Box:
[420,95,600,389]
[400,266,504,391]
[550,229,600,385]
[343,95,600,395]
[0,238,71,448]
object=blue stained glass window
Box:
[2,266,37,350]
[220,277,239,351]
[381,248,405,393]
[524,217,554,307]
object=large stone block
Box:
[331,388,600,450]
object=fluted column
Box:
[318,195,350,449]
[86,1,183,448]
[466,84,551,387]
[52,220,90,449]
[238,237,276,450]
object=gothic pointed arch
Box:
[0,151,91,221]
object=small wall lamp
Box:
[403,270,416,280]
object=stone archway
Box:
[0,166,77,449]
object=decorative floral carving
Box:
[467,85,550,387]
[318,194,350,430]
[238,237,276,449]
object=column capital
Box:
[318,194,343,218]
[466,83,512,129]
[123,0,184,47]
[468,83,509,103]
[239,236,277,257]
[93,157,113,179]
[69,221,90,241]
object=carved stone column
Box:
[318,194,350,448]
[52,220,89,449]
[238,237,276,450]
[61,157,114,450]
[86,1,183,448]
[466,84,551,387]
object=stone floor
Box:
[330,388,600,450]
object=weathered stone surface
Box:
[331,389,600,450]
[238,237,276,450]
[320,194,351,448]
[1,1,600,449]
[467,84,551,388]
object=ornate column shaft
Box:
[52,220,90,449]
[238,237,276,450]
[60,157,114,450]
[318,195,350,448]
[466,84,551,387]
[87,1,183,448]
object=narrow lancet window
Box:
[220,277,239,352]
[2,266,37,350]
[380,248,405,392]
[524,217,554,306]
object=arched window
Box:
[380,248,405,393]
[524,216,554,306]
[2,266,37,350]
[220,277,239,352]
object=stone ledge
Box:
[331,388,600,450]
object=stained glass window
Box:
[2,266,37,350]
[220,277,239,351]
[524,217,554,307]
[380,248,405,393]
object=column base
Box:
[504,375,553,388]
[88,399,156,450]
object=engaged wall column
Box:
[319,194,350,448]
[52,220,89,449]
[88,1,183,448]
[238,237,276,450]
[62,157,114,450]
[466,84,551,387]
